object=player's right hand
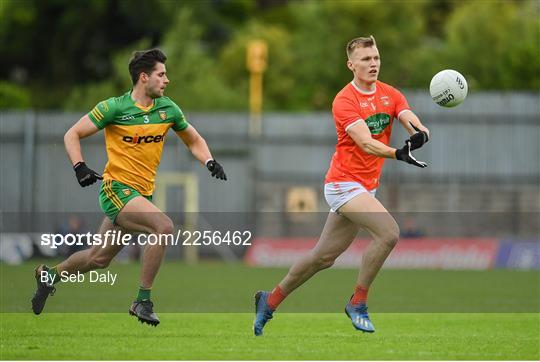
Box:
[408,123,429,150]
[73,161,103,187]
[395,141,427,168]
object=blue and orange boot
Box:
[253,291,274,336]
[344,297,375,333]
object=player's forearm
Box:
[399,111,429,137]
[408,120,429,136]
[403,122,416,136]
[64,128,84,166]
[358,138,397,159]
[188,136,213,165]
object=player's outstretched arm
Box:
[176,125,227,180]
[347,120,427,168]
[347,121,397,158]
[398,110,429,136]
[64,115,103,187]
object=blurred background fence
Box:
[1,91,539,270]
[1,91,539,215]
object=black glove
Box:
[395,141,428,168]
[73,161,103,187]
[206,159,227,180]
[408,123,429,151]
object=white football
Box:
[429,69,468,107]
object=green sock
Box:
[48,267,61,285]
[136,287,151,302]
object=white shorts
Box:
[324,182,376,213]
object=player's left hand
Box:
[395,141,428,168]
[408,123,429,151]
[206,159,227,180]
[74,161,103,187]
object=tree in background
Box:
[161,7,247,111]
[219,20,295,111]
[284,0,427,109]
[1,0,538,110]
[65,6,249,111]
[443,0,540,90]
[1,0,173,108]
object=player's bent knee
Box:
[89,255,112,269]
[153,217,174,236]
[381,227,399,249]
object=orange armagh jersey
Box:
[325,80,410,190]
[87,91,189,196]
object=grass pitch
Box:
[1,261,539,359]
[2,313,538,360]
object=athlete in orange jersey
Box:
[325,80,413,190]
[254,36,430,335]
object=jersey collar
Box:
[351,81,377,95]
[129,90,155,112]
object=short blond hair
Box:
[346,36,377,58]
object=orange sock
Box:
[267,285,287,310]
[351,285,369,305]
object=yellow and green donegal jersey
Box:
[87,91,189,196]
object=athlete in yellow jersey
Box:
[31,49,227,326]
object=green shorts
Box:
[99,179,152,223]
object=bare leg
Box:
[111,196,173,326]
[278,211,360,294]
[276,192,398,295]
[115,197,174,289]
[56,217,126,274]
[57,196,173,290]
[339,193,400,288]
[33,197,172,324]
[254,192,397,335]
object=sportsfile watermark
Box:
[1,212,539,313]
[40,229,253,249]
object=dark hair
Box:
[128,48,167,85]
[346,36,377,58]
